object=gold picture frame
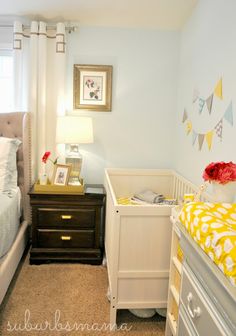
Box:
[52,164,72,186]
[73,64,112,111]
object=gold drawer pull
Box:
[61,215,72,220]
[61,236,72,241]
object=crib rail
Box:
[172,172,213,203]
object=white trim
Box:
[0,23,77,33]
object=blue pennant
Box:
[224,101,233,126]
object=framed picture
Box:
[52,164,71,186]
[73,64,112,111]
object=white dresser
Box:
[178,224,236,335]
[166,207,236,336]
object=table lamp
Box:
[56,116,94,183]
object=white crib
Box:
[104,168,211,326]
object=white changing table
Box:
[178,224,236,336]
[166,206,236,336]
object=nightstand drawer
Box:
[37,229,95,248]
[37,208,95,228]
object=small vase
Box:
[39,173,48,185]
[212,181,236,203]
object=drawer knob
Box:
[61,236,72,241]
[61,215,72,220]
[187,292,201,319]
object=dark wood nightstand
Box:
[29,184,106,265]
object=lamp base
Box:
[65,144,82,183]
[66,157,82,184]
[65,143,81,157]
[65,144,82,185]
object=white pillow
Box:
[0,137,21,192]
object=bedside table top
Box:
[29,183,105,196]
[29,184,106,206]
[85,184,105,195]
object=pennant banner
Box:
[199,98,205,114]
[206,93,214,114]
[224,101,233,126]
[215,119,223,141]
[184,116,229,150]
[198,134,205,150]
[206,130,214,150]
[214,78,223,99]
[182,109,188,123]
[183,78,234,150]
[186,121,192,135]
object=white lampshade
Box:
[56,116,94,144]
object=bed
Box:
[0,112,31,305]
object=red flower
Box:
[42,151,51,164]
[203,161,236,184]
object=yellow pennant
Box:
[206,130,214,150]
[214,78,223,99]
[186,121,192,135]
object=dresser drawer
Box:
[178,309,197,336]
[181,266,226,336]
[37,208,95,228]
[37,229,95,248]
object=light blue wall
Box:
[174,0,236,186]
[6,12,234,187]
[66,27,180,183]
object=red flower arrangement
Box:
[42,151,58,165]
[203,161,236,185]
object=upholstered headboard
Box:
[0,112,31,223]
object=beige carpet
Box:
[0,252,165,335]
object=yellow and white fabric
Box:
[117,197,139,205]
[179,202,236,286]
[117,196,176,206]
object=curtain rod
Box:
[0,24,77,33]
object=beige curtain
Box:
[13,21,66,181]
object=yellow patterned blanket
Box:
[179,202,236,286]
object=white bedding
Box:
[0,187,21,259]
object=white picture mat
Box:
[79,71,107,106]
[54,167,69,185]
